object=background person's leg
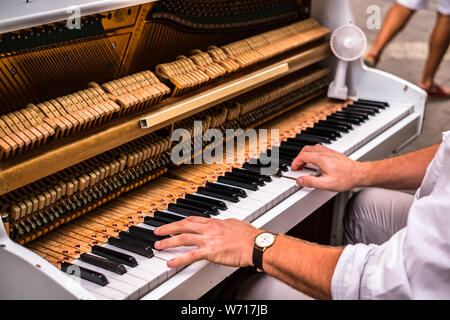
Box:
[365,2,419,66]
[344,188,414,245]
[419,11,450,97]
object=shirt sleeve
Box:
[332,134,450,300]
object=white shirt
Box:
[331,131,450,299]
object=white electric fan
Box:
[327,23,367,100]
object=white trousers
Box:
[236,188,414,300]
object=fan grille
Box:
[330,24,367,61]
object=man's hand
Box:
[154,216,261,268]
[291,144,364,192]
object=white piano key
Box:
[68,275,128,300]
[123,264,160,292]
[244,188,278,212]
[271,176,299,197]
[258,181,289,204]
[102,243,168,288]
[282,167,317,180]
[146,256,177,280]
[72,259,146,300]
[217,199,257,221]
[153,246,194,262]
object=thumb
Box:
[297,175,328,190]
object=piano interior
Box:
[0,0,422,300]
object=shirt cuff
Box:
[331,244,376,300]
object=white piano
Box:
[0,0,426,299]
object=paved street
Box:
[350,0,450,154]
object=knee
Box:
[343,188,384,244]
[345,188,380,222]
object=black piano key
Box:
[143,217,166,228]
[177,198,219,215]
[279,157,295,165]
[242,163,278,176]
[108,237,154,258]
[276,153,296,163]
[61,262,109,286]
[279,162,289,172]
[153,210,185,222]
[145,212,179,225]
[243,160,269,169]
[350,102,381,112]
[279,142,304,153]
[206,182,247,198]
[289,135,328,145]
[328,114,360,125]
[277,155,296,164]
[168,203,210,218]
[129,226,169,241]
[185,194,228,210]
[339,107,372,116]
[335,110,368,121]
[335,110,366,120]
[276,149,299,161]
[344,106,374,114]
[232,168,272,182]
[172,202,212,216]
[119,231,157,250]
[357,98,388,108]
[218,176,259,191]
[311,125,342,137]
[305,126,340,137]
[277,142,303,152]
[197,187,239,203]
[329,113,363,124]
[246,157,289,172]
[318,119,351,132]
[295,134,330,144]
[225,171,265,186]
[80,253,127,275]
[303,128,337,140]
[91,245,138,267]
[345,105,376,115]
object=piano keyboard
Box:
[27,97,413,300]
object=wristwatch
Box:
[252,232,277,272]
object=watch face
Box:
[256,232,275,247]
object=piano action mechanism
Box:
[0,0,426,299]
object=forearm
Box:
[263,234,343,300]
[355,144,439,190]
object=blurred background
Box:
[350,0,450,154]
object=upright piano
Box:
[0,0,426,299]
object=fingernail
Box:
[297,177,303,185]
[167,259,175,268]
[155,241,161,249]
[154,227,160,234]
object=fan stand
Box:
[327,60,348,100]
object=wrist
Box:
[353,161,371,188]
